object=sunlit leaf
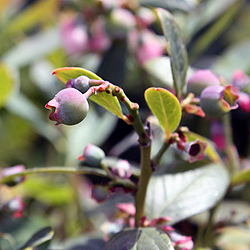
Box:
[145,87,181,140]
[155,8,188,99]
[18,227,54,250]
[187,131,221,163]
[103,227,174,250]
[145,163,230,224]
[0,63,17,108]
[52,67,125,119]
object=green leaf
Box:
[187,131,221,163]
[145,163,230,224]
[139,0,197,12]
[103,227,174,250]
[145,87,181,140]
[52,67,125,120]
[0,63,17,108]
[18,227,54,250]
[155,8,188,99]
[231,169,250,185]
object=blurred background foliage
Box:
[1,0,250,249]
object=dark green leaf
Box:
[103,227,174,250]
[155,8,188,99]
[18,227,54,250]
[145,163,230,224]
[145,87,181,140]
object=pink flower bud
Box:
[60,16,88,55]
[232,70,249,89]
[136,30,164,65]
[111,159,131,179]
[45,88,89,125]
[187,69,221,97]
[185,139,207,163]
[200,85,239,117]
[1,165,26,187]
[78,144,105,167]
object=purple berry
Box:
[66,75,90,93]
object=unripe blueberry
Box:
[185,139,207,163]
[111,159,131,179]
[78,144,105,167]
[187,69,220,97]
[200,85,239,117]
[45,88,89,125]
[66,76,90,93]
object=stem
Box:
[0,166,109,185]
[203,206,217,247]
[152,141,170,166]
[135,145,152,226]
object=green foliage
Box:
[103,227,174,250]
[155,8,189,99]
[145,87,181,140]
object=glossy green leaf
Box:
[145,87,181,139]
[18,227,54,250]
[103,227,174,250]
[155,8,188,99]
[187,131,221,163]
[52,67,125,120]
[145,163,230,224]
[0,64,17,108]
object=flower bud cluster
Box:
[170,128,207,163]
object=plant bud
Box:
[45,88,89,125]
[78,143,105,167]
[185,139,207,163]
[187,69,220,97]
[200,85,239,117]
[1,165,26,187]
[66,76,90,93]
[111,159,131,179]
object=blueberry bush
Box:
[1,0,250,249]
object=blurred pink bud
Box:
[136,7,156,28]
[136,30,164,65]
[1,165,25,186]
[45,88,89,125]
[187,69,221,97]
[111,159,131,179]
[232,70,249,89]
[185,139,207,163]
[211,120,226,151]
[105,8,136,38]
[200,85,239,117]
[78,144,105,167]
[238,91,250,113]
[168,231,194,250]
[183,103,205,117]
[4,196,26,218]
[60,16,88,55]
[116,202,136,216]
[88,18,111,52]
